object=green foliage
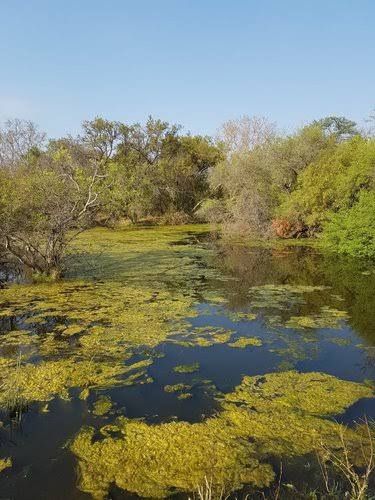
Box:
[320,190,375,258]
[312,115,358,140]
[278,136,375,231]
[204,122,332,235]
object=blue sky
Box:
[0,0,374,138]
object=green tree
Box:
[320,191,375,258]
[312,115,358,140]
[0,143,108,277]
[277,137,375,232]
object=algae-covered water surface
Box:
[0,225,374,499]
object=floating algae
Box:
[92,396,113,416]
[171,326,234,348]
[164,383,192,393]
[228,337,262,348]
[285,307,349,330]
[0,225,374,499]
[0,358,152,407]
[70,371,373,499]
[173,363,200,374]
[0,458,12,474]
[248,284,329,310]
[0,226,221,407]
[226,311,257,322]
[177,393,193,400]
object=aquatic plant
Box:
[70,371,373,499]
[228,337,262,348]
[173,363,200,374]
[285,307,348,330]
[0,358,152,407]
[164,383,192,393]
[0,458,12,473]
[92,395,113,416]
[171,326,234,348]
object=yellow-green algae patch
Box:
[0,226,222,406]
[284,307,348,330]
[164,383,192,393]
[177,392,193,400]
[226,311,257,322]
[0,358,152,406]
[171,326,234,348]
[173,363,200,374]
[70,371,373,499]
[92,396,113,416]
[228,337,262,348]
[248,284,329,310]
[0,458,12,473]
[242,283,351,333]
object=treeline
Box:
[200,114,375,258]
[0,117,222,276]
[0,113,374,277]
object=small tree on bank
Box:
[0,145,107,278]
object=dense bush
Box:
[320,191,375,258]
[277,137,375,231]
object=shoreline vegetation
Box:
[0,113,374,280]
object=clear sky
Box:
[0,0,374,138]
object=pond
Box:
[0,225,374,499]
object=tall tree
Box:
[0,119,46,170]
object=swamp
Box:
[0,224,374,499]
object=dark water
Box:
[0,228,374,499]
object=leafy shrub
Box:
[195,199,228,223]
[159,211,192,225]
[278,137,375,232]
[320,191,375,258]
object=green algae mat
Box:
[0,225,374,498]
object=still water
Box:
[0,225,374,499]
